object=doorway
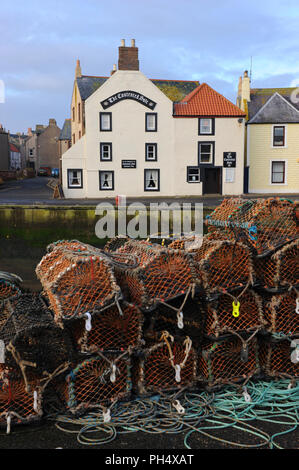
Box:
[203,167,222,194]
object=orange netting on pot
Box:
[133,332,197,396]
[258,339,298,380]
[198,335,260,388]
[36,241,121,323]
[144,292,206,347]
[206,198,298,256]
[0,367,43,429]
[263,290,299,338]
[191,240,254,297]
[204,289,265,339]
[67,301,143,354]
[60,351,132,414]
[254,239,299,292]
[112,240,197,310]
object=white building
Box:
[62,40,245,198]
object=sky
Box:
[1,0,299,134]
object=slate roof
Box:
[248,87,299,122]
[174,83,246,117]
[59,118,72,140]
[76,75,199,102]
[248,92,299,124]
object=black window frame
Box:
[271,161,286,184]
[187,166,200,183]
[100,142,113,161]
[145,143,158,161]
[144,168,160,191]
[99,170,114,190]
[67,169,83,189]
[198,118,215,136]
[273,126,285,147]
[145,113,157,132]
[198,141,215,165]
[99,112,112,132]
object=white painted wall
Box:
[62,69,245,198]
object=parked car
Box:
[51,168,59,178]
[37,168,48,176]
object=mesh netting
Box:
[0,279,21,303]
[191,240,254,297]
[104,237,130,252]
[144,294,206,347]
[113,240,197,310]
[0,294,74,384]
[0,367,42,428]
[254,239,299,292]
[206,198,298,256]
[67,301,144,354]
[60,352,132,414]
[36,241,121,322]
[134,333,197,396]
[198,336,260,388]
[263,290,299,338]
[204,289,265,339]
[259,339,298,379]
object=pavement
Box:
[0,176,297,207]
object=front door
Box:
[203,168,222,194]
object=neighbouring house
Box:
[9,142,21,170]
[0,125,10,170]
[237,71,299,194]
[62,40,245,198]
[8,132,27,169]
[25,119,61,172]
[59,118,72,158]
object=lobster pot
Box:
[133,335,197,396]
[259,339,298,380]
[205,198,263,242]
[204,289,265,339]
[104,236,130,252]
[198,336,260,388]
[36,241,121,322]
[0,367,43,429]
[191,240,254,297]
[67,301,144,354]
[0,279,21,303]
[113,240,197,310]
[263,290,299,338]
[0,294,74,379]
[206,198,298,257]
[60,353,132,414]
[144,294,206,347]
[254,239,299,292]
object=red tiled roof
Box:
[174,83,246,117]
[9,143,20,153]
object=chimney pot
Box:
[121,39,125,47]
[131,39,135,47]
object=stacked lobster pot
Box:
[204,197,299,385]
[177,234,263,389]
[36,240,143,415]
[106,238,200,396]
[0,292,73,430]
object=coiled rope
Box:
[54,379,299,448]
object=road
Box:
[0,177,297,207]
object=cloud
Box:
[1,0,299,132]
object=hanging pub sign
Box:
[121,160,137,169]
[101,91,157,110]
[223,152,236,168]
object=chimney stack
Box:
[75,59,82,78]
[118,39,139,71]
